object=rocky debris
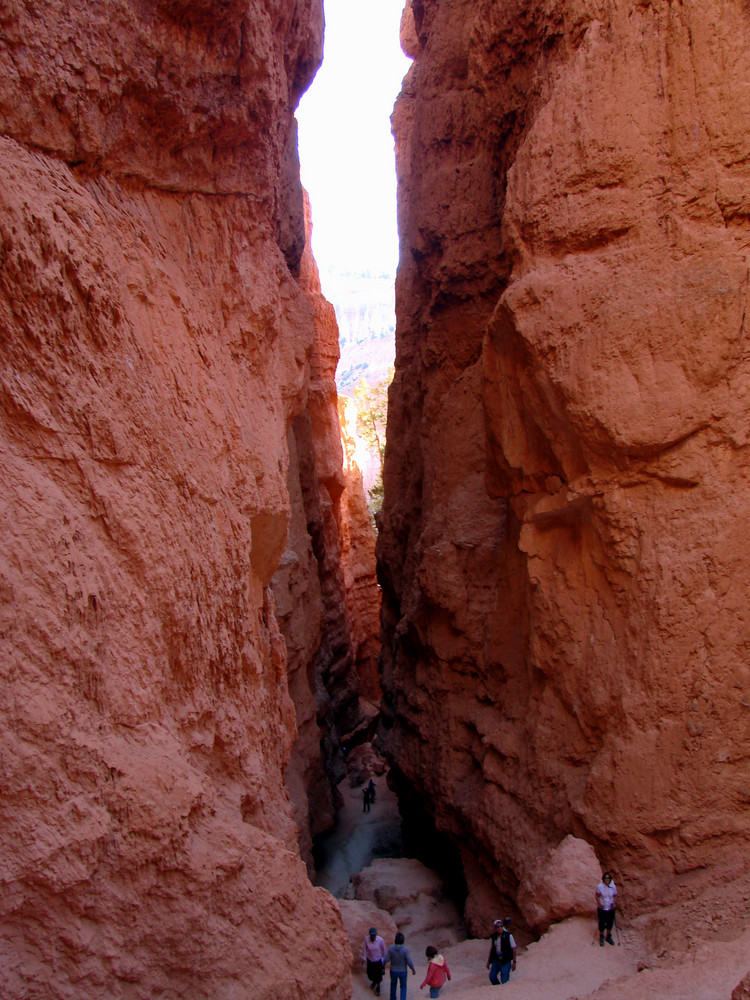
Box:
[733,971,750,1000]
[346,741,388,789]
[380,0,750,951]
[517,835,601,933]
[350,858,464,949]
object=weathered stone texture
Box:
[275,193,381,871]
[380,0,750,944]
[733,971,750,1000]
[0,1,353,997]
[339,398,382,706]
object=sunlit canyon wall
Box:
[380,0,750,946]
[0,1,362,997]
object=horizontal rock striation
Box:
[380,0,750,944]
[0,1,354,997]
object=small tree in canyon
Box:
[354,366,392,517]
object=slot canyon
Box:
[1,1,749,999]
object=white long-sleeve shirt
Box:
[596,880,617,911]
[363,935,387,963]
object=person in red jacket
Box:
[420,945,451,998]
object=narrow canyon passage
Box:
[2,1,750,1000]
[314,774,402,897]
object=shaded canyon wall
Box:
[0,1,370,997]
[274,194,381,871]
[380,0,750,945]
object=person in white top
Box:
[363,927,387,994]
[595,872,618,946]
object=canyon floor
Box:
[315,774,403,898]
[319,779,750,1000]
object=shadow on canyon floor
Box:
[314,778,750,1000]
[314,773,402,898]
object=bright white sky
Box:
[296,0,412,286]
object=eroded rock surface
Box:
[516,835,600,933]
[275,193,382,871]
[0,1,356,997]
[380,0,750,946]
[350,858,464,949]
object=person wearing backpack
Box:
[487,917,517,985]
[385,931,416,1000]
[420,945,451,998]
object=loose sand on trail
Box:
[318,776,750,1000]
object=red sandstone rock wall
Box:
[339,398,382,707]
[380,0,750,945]
[0,2,353,997]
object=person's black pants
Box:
[367,959,384,986]
[598,908,615,934]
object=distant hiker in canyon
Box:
[596,872,618,946]
[385,931,416,1000]
[363,785,372,812]
[419,945,451,998]
[487,917,517,985]
[367,777,376,803]
[363,926,387,995]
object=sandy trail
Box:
[316,779,750,1000]
[315,774,402,898]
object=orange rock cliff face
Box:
[0,1,370,997]
[380,0,750,944]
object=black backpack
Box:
[495,930,513,963]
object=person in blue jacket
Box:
[385,932,416,1000]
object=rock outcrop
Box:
[350,858,464,949]
[0,1,356,997]
[515,835,600,933]
[380,0,750,945]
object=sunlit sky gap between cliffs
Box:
[296,0,411,391]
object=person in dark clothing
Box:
[367,778,376,803]
[487,917,517,985]
[385,931,415,1000]
[363,786,371,812]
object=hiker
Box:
[367,777,376,803]
[385,931,416,1000]
[363,926,387,995]
[487,917,517,985]
[363,786,371,813]
[420,945,451,998]
[595,872,618,946]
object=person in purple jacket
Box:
[363,926,387,995]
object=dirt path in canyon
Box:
[317,782,750,1000]
[314,774,402,897]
